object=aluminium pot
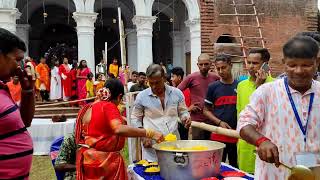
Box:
[152,140,226,180]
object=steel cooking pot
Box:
[153,140,226,180]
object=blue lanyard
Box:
[284,78,314,143]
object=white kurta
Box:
[237,79,320,180]
[50,66,62,100]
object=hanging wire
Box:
[172,0,175,32]
[100,0,103,27]
[27,0,29,24]
[42,0,46,24]
[67,0,70,24]
[158,0,160,31]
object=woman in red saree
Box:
[75,79,164,180]
[77,60,91,105]
[59,57,72,101]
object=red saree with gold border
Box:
[75,101,127,180]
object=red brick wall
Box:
[200,0,319,76]
[199,0,216,57]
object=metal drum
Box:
[153,140,226,180]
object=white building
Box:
[0,0,201,73]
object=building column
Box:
[132,16,156,72]
[0,8,21,34]
[73,12,98,75]
[125,28,138,71]
[170,31,184,70]
[16,24,30,55]
[185,19,201,73]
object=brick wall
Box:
[200,0,319,76]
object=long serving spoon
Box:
[191,121,316,180]
[284,163,315,180]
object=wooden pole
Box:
[118,7,126,66]
[191,121,240,139]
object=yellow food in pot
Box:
[147,162,158,166]
[136,159,149,166]
[164,133,177,141]
[145,166,160,173]
[160,145,208,151]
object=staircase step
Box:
[35,107,80,111]
[33,113,78,118]
[34,109,80,116]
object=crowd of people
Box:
[1,26,320,180]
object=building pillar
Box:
[185,19,201,73]
[73,12,98,75]
[125,28,138,71]
[170,31,184,70]
[132,16,156,72]
[0,8,21,34]
[16,24,30,55]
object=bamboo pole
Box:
[191,121,240,139]
[35,97,96,108]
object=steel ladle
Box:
[283,163,315,180]
[191,121,316,180]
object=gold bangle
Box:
[145,128,155,139]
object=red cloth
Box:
[59,64,72,97]
[75,101,127,180]
[211,133,238,144]
[182,88,191,107]
[70,69,77,98]
[77,68,91,105]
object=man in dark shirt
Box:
[178,53,219,140]
[130,72,148,92]
[203,53,238,168]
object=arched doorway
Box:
[94,7,123,66]
[94,25,120,66]
[27,4,77,64]
[94,0,134,68]
[151,0,189,73]
[152,12,173,65]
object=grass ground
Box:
[30,144,129,180]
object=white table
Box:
[27,118,76,155]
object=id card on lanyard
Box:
[284,78,314,145]
[284,78,317,166]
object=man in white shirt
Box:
[95,59,107,78]
[131,64,191,161]
[127,71,138,91]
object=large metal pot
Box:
[153,140,225,180]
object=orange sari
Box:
[75,101,127,180]
[35,63,50,91]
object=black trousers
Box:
[40,90,49,101]
[191,126,211,140]
[178,123,189,140]
[222,142,238,168]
